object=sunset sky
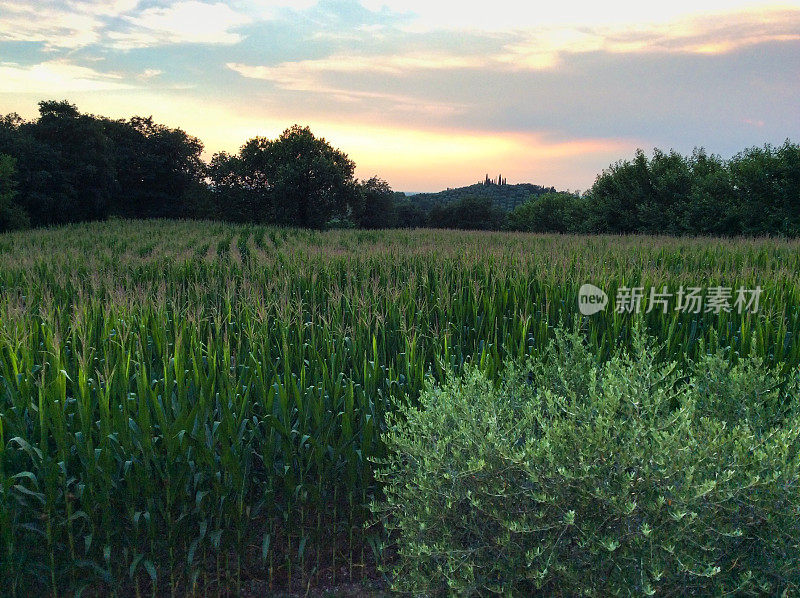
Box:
[1,0,798,192]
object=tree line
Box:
[0,101,206,228]
[0,101,395,231]
[1,101,798,236]
[508,145,800,236]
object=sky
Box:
[0,1,798,192]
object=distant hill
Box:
[408,177,557,212]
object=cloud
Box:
[0,0,252,50]
[0,2,101,49]
[109,1,252,49]
[0,0,140,49]
[241,0,317,19]
[226,51,490,98]
[0,60,132,92]
[227,22,799,162]
[226,6,800,84]
[231,53,487,76]
[137,68,164,79]
[69,0,141,15]
[227,60,468,115]
[357,0,798,31]
[499,8,800,69]
[225,5,800,127]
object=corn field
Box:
[1,220,799,595]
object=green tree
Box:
[635,149,693,235]
[29,100,116,224]
[208,150,267,222]
[508,191,585,233]
[428,195,505,230]
[682,149,738,235]
[268,125,357,228]
[729,141,800,236]
[393,195,428,228]
[0,154,30,232]
[1,102,208,227]
[353,177,394,229]
[586,150,651,233]
[210,126,358,228]
[585,143,800,237]
[103,116,206,218]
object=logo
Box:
[576,283,761,315]
[578,283,608,315]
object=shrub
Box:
[376,329,800,596]
[691,347,800,434]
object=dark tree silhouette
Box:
[210,125,358,228]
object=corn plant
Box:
[0,221,798,594]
